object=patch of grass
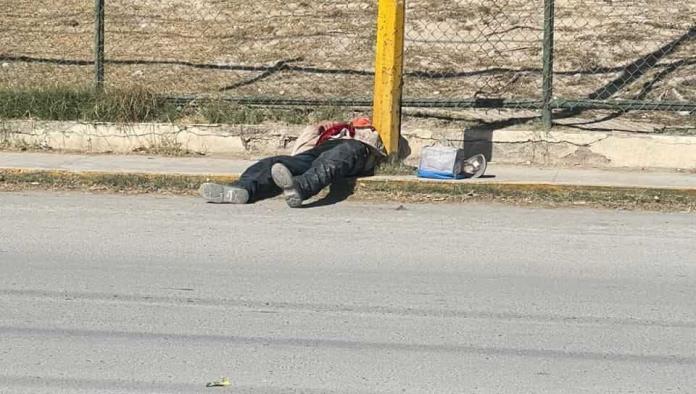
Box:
[0,87,178,123]
[0,87,358,125]
[374,161,417,176]
[90,88,180,123]
[2,169,694,212]
[0,169,236,194]
[357,180,696,211]
[199,101,277,124]
[197,102,354,125]
[0,87,93,120]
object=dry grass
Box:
[1,169,694,212]
[0,0,693,127]
[0,86,361,126]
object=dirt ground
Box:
[0,0,694,129]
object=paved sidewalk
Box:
[1,151,695,190]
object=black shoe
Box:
[271,163,303,208]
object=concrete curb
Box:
[2,168,694,212]
[2,120,695,170]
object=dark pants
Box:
[236,139,375,202]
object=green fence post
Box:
[541,0,555,129]
[95,0,105,92]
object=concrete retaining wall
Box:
[2,120,695,170]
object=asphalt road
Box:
[1,192,695,393]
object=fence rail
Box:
[1,0,694,123]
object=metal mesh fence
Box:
[403,0,545,108]
[552,0,695,112]
[0,0,94,90]
[0,0,694,121]
[102,0,376,103]
[1,0,377,103]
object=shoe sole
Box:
[271,164,303,208]
[471,156,487,178]
[198,183,248,204]
[464,155,487,179]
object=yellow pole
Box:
[372,0,405,157]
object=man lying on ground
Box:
[198,117,486,208]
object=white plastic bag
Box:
[417,144,467,179]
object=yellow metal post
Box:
[372,0,405,157]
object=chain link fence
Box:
[403,0,545,109]
[552,0,695,111]
[1,0,694,125]
[102,0,376,104]
[402,0,695,124]
[0,0,94,90]
[1,0,377,105]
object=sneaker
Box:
[271,163,303,208]
[198,183,249,204]
[462,154,487,178]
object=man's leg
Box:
[271,140,371,207]
[199,154,314,203]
